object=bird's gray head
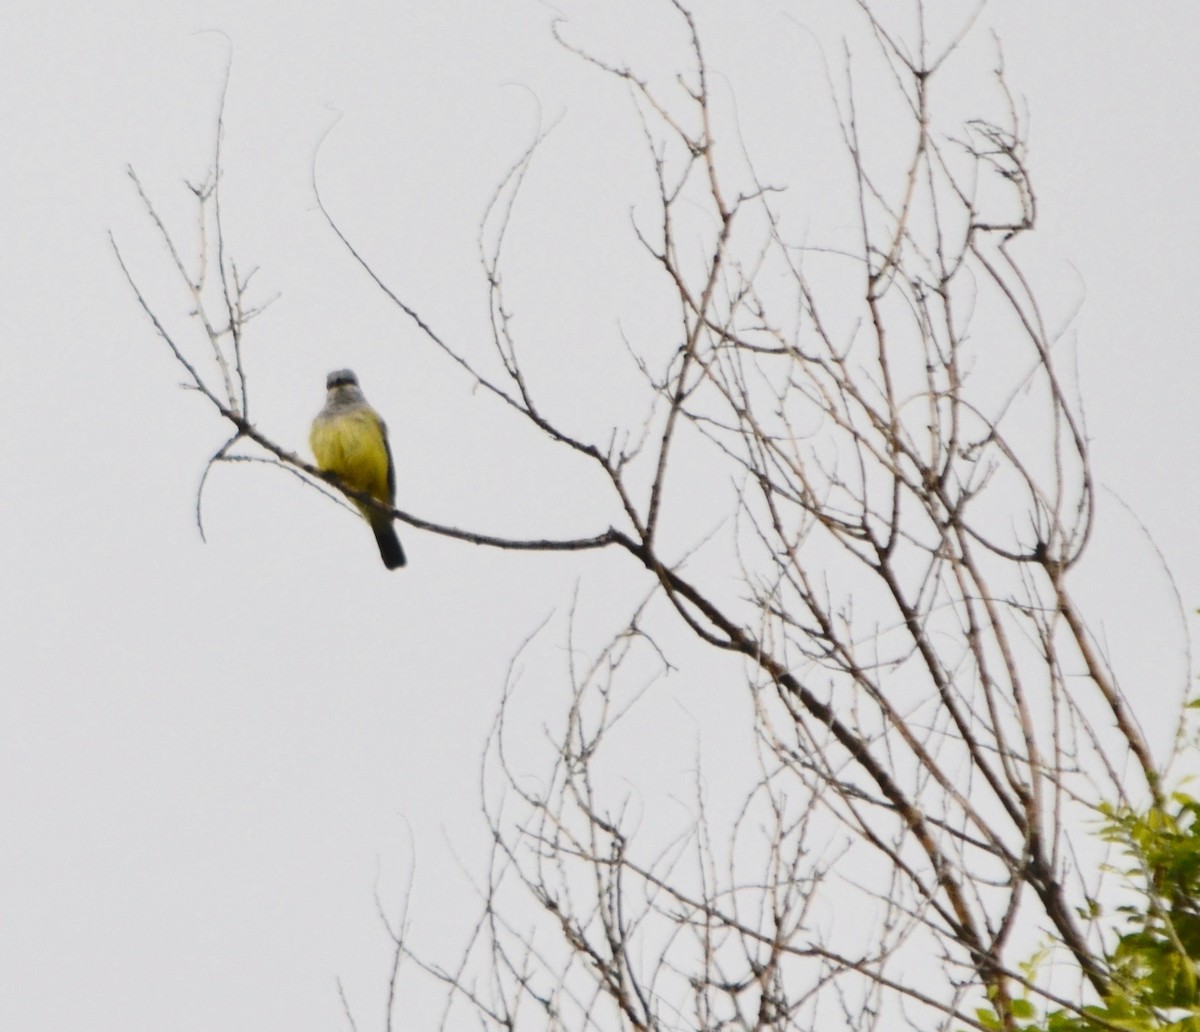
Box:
[326,369,359,390]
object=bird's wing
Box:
[374,412,397,503]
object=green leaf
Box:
[1009,998,1035,1020]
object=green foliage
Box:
[970,793,1200,1031]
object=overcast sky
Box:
[2,2,1198,1029]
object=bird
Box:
[310,369,406,569]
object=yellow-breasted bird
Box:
[310,369,406,569]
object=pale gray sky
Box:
[2,2,1198,1029]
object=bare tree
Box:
[114,3,1186,1030]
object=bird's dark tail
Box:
[372,521,407,569]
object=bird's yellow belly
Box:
[310,413,390,501]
